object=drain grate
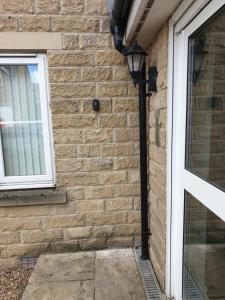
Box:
[134,248,164,300]
[20,256,38,269]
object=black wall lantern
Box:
[123,42,158,95]
[123,43,147,86]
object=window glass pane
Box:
[186,6,225,190]
[0,64,46,177]
[183,191,225,300]
[1,123,46,176]
[0,65,42,122]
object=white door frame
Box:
[166,0,225,298]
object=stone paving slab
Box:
[22,248,146,300]
[95,249,146,300]
[22,281,94,300]
[30,252,95,283]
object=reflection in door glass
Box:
[186,6,225,190]
[183,191,225,300]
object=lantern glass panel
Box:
[127,55,133,73]
[133,54,142,72]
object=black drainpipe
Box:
[107,0,149,259]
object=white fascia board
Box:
[125,0,183,49]
[138,0,184,49]
[124,0,149,45]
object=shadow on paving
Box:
[22,248,147,300]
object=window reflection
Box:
[186,6,225,190]
[183,192,225,300]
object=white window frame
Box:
[0,54,55,190]
[167,0,225,299]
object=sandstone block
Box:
[101,143,136,157]
[0,258,19,270]
[128,113,139,127]
[85,0,107,15]
[0,15,17,31]
[81,67,112,82]
[0,208,7,217]
[48,51,94,67]
[94,225,114,238]
[51,83,95,98]
[36,0,60,14]
[0,246,6,258]
[0,232,20,245]
[128,211,141,223]
[79,34,111,49]
[86,158,113,171]
[22,229,63,243]
[1,218,42,231]
[76,200,104,213]
[99,171,127,185]
[18,16,50,31]
[114,184,140,197]
[44,215,85,228]
[105,198,132,211]
[52,201,76,215]
[55,145,77,159]
[61,0,84,14]
[87,212,127,225]
[97,82,127,97]
[64,227,92,240]
[58,172,100,186]
[47,240,80,253]
[127,82,138,96]
[96,50,125,65]
[51,100,81,114]
[114,128,139,142]
[7,243,49,257]
[113,224,141,236]
[133,197,141,210]
[113,66,129,80]
[51,16,99,32]
[86,186,114,199]
[2,0,33,13]
[107,236,133,247]
[128,170,140,183]
[53,114,97,128]
[63,34,79,50]
[98,114,127,128]
[53,129,83,144]
[115,157,139,170]
[7,205,54,218]
[49,68,81,83]
[112,98,138,112]
[56,159,85,173]
[83,129,113,143]
[101,17,110,33]
[78,145,100,157]
[79,238,106,250]
[67,187,85,201]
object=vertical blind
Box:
[0,64,46,176]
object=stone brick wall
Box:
[146,24,168,291]
[0,0,141,269]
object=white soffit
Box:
[124,0,149,45]
[136,0,184,49]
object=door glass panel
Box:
[186,6,225,190]
[183,191,225,300]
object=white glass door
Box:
[171,1,225,299]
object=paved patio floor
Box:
[22,248,147,300]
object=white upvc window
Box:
[0,54,55,190]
